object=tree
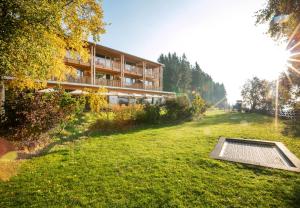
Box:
[0,0,105,89]
[241,77,271,112]
[191,62,202,91]
[158,53,192,93]
[255,0,300,40]
[158,54,227,107]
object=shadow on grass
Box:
[19,115,187,159]
[18,112,275,160]
[293,182,300,208]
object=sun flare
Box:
[272,47,291,73]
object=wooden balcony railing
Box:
[145,72,159,79]
[124,82,143,89]
[95,57,121,72]
[50,76,91,84]
[95,78,121,87]
[124,65,143,76]
[145,85,161,91]
[50,76,162,91]
[64,57,90,66]
[66,76,92,84]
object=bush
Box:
[164,95,192,120]
[137,104,161,124]
[91,105,144,131]
[85,88,108,113]
[91,95,207,132]
[191,95,207,119]
[0,89,85,143]
[112,104,143,127]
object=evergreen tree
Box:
[158,53,227,107]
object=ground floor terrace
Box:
[46,80,175,105]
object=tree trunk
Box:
[0,81,5,115]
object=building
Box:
[46,43,175,104]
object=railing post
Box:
[90,44,95,85]
[120,54,125,87]
[93,45,96,85]
[142,62,146,90]
[159,66,163,91]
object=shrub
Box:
[137,104,161,124]
[164,95,192,120]
[91,95,207,132]
[91,105,144,131]
[0,89,85,143]
[85,88,108,113]
[191,95,207,119]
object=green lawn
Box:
[0,110,300,207]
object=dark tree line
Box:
[158,53,227,107]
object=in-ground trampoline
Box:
[210,137,300,172]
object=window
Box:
[125,77,135,85]
[146,68,153,75]
[96,72,105,79]
[96,73,113,80]
[76,69,84,77]
[125,62,135,71]
[145,81,153,86]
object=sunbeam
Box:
[287,40,300,52]
[286,23,300,50]
[287,64,300,76]
[275,78,279,130]
[288,58,300,63]
[284,71,294,86]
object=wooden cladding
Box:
[64,44,163,91]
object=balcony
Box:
[125,64,143,76]
[50,76,92,85]
[95,57,121,72]
[145,72,159,79]
[66,76,92,84]
[95,78,121,87]
[145,68,159,79]
[64,57,90,67]
[124,82,143,89]
[145,85,161,91]
[49,76,162,92]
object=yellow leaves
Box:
[85,87,108,113]
[0,161,20,181]
[2,0,105,90]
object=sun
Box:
[270,46,291,74]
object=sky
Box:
[100,0,288,103]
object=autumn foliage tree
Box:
[256,0,300,40]
[85,88,108,113]
[0,0,105,89]
[241,77,271,112]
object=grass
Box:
[0,110,300,207]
